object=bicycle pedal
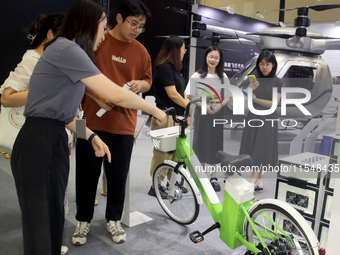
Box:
[189,230,204,243]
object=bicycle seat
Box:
[216,151,252,175]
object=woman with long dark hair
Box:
[186,45,231,191]
[239,50,282,191]
[10,0,166,254]
[148,35,189,196]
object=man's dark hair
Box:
[117,0,151,23]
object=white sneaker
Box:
[255,179,264,191]
[107,220,126,243]
[61,245,68,255]
[72,221,90,245]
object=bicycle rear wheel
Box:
[153,163,199,225]
[244,202,318,255]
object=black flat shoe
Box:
[148,186,156,197]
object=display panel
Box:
[276,178,318,218]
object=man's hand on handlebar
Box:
[153,107,168,126]
[156,113,167,126]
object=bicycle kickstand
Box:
[189,222,221,243]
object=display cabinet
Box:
[275,151,331,248]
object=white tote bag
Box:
[0,105,25,151]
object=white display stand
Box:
[121,170,153,227]
[276,152,332,248]
[325,109,340,253]
[326,138,340,254]
[279,135,340,252]
[121,114,153,227]
[326,177,340,254]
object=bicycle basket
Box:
[150,126,191,152]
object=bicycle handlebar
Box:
[164,97,202,124]
[163,97,201,138]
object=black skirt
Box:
[192,106,224,164]
[239,110,278,169]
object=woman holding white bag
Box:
[0,13,65,152]
[0,13,70,255]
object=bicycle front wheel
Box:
[244,202,318,255]
[153,163,199,225]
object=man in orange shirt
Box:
[72,0,152,245]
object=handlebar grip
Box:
[164,107,176,115]
[163,97,201,123]
[164,107,178,123]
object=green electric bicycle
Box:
[150,99,321,255]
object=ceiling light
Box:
[219,6,234,15]
[256,12,265,19]
[226,6,234,15]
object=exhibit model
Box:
[171,4,340,121]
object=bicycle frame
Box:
[171,133,291,254]
[152,101,320,254]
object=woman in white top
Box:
[186,45,231,192]
[0,13,70,255]
[0,13,64,108]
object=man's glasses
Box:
[125,19,145,33]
